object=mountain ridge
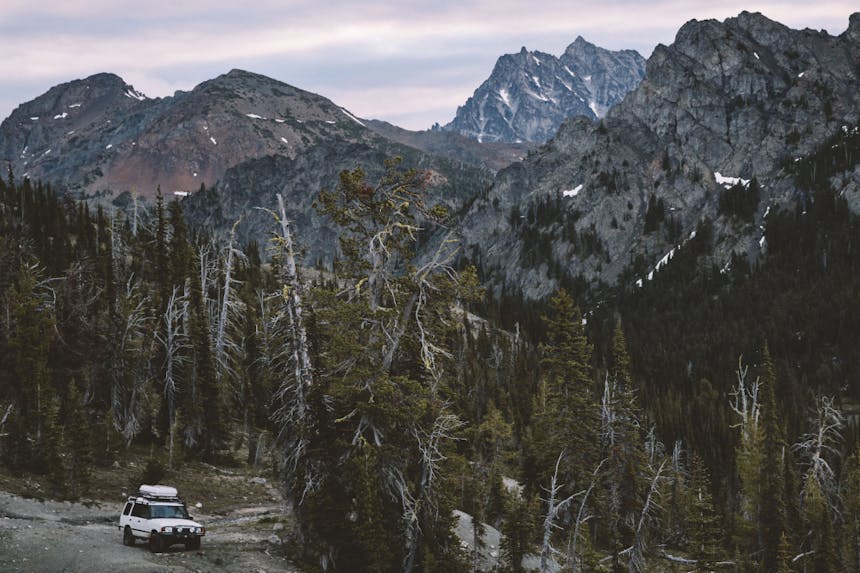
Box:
[0,69,381,197]
[460,11,860,300]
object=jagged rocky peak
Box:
[443,38,645,143]
[561,37,646,118]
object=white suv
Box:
[119,485,206,552]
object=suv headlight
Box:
[161,526,173,533]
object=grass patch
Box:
[0,443,279,514]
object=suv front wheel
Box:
[149,532,166,553]
[123,526,135,546]
[185,537,201,551]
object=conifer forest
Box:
[2,133,860,573]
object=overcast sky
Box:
[0,1,856,130]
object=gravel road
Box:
[0,492,300,572]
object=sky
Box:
[0,1,857,131]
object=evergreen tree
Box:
[602,322,648,555]
[153,186,170,311]
[7,269,56,470]
[42,396,65,497]
[189,249,226,459]
[842,446,860,572]
[758,342,787,571]
[351,442,396,573]
[65,381,93,499]
[687,453,722,568]
[526,289,597,500]
[776,532,793,573]
[167,199,193,291]
[500,494,536,573]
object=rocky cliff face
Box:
[461,11,860,300]
[183,137,493,269]
[443,38,645,143]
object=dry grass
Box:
[0,443,280,514]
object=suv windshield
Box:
[149,504,190,519]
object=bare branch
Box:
[794,394,845,514]
[629,459,668,572]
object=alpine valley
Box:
[2,10,860,573]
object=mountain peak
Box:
[847,12,860,39]
[571,35,593,47]
[444,38,645,143]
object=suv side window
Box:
[131,503,149,518]
[122,502,133,516]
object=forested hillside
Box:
[2,144,860,572]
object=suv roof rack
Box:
[137,484,182,502]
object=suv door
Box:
[129,502,150,537]
[120,502,132,528]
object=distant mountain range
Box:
[2,13,860,296]
[0,69,492,199]
[0,69,501,266]
[442,37,646,143]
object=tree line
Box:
[1,145,860,571]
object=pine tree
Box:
[527,289,597,499]
[687,454,722,568]
[758,342,787,571]
[602,322,648,555]
[189,249,226,459]
[351,443,395,573]
[500,494,536,573]
[8,270,55,428]
[472,404,512,525]
[42,397,65,497]
[776,532,793,573]
[842,446,860,572]
[65,381,93,499]
[802,475,840,573]
[167,199,192,291]
[153,186,170,311]
[815,513,839,573]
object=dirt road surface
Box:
[0,492,301,572]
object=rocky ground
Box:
[0,446,306,573]
[0,490,301,572]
